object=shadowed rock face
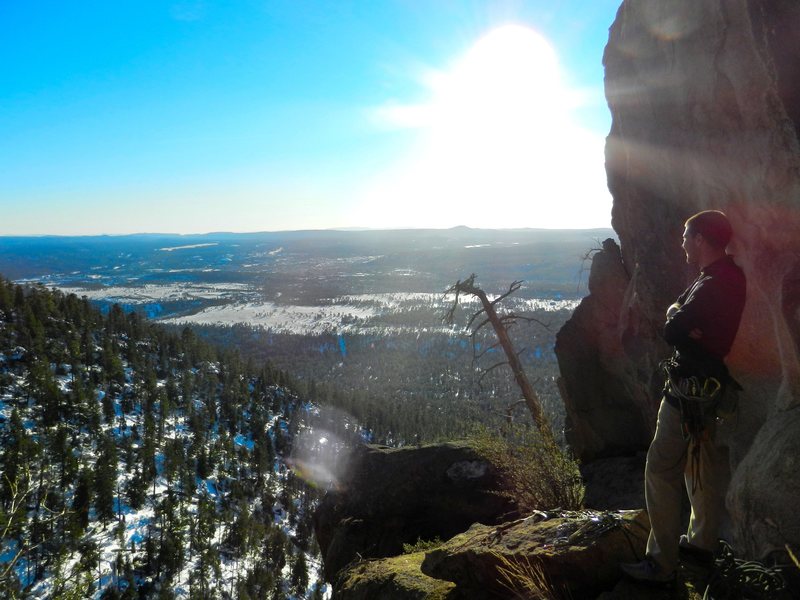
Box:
[313,442,518,583]
[557,0,800,560]
[555,238,659,461]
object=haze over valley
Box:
[2,227,611,442]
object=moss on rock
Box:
[336,551,457,600]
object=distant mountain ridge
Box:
[0,228,615,297]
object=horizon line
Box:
[0,225,616,238]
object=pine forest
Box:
[0,277,329,599]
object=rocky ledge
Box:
[420,509,649,599]
[315,442,656,599]
[317,441,800,598]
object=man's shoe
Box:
[620,558,676,586]
[679,535,715,565]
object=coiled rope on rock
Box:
[702,541,786,599]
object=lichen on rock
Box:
[421,509,650,598]
[335,552,457,600]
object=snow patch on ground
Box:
[157,243,219,252]
[156,293,577,335]
[159,301,378,335]
[53,283,253,304]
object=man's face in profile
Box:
[681,227,700,265]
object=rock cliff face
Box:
[556,0,800,560]
[556,238,659,461]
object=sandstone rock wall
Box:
[557,0,800,560]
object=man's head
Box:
[682,210,732,267]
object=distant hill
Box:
[0,228,615,296]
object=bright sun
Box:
[357,24,611,229]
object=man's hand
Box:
[666,303,681,318]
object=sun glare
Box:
[357,24,611,229]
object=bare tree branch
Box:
[1,467,69,586]
[468,314,491,333]
[499,313,550,330]
[443,274,474,324]
[477,361,509,385]
[474,340,502,363]
[489,280,523,307]
[443,274,556,444]
[502,399,529,427]
[575,238,604,294]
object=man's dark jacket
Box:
[663,255,746,384]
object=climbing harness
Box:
[663,361,722,434]
[661,358,729,494]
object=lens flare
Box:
[287,406,358,490]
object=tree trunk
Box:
[471,288,556,445]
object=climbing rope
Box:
[662,358,720,495]
[702,541,786,599]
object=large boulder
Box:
[728,406,800,561]
[421,509,649,599]
[314,442,518,582]
[580,453,646,510]
[558,0,800,559]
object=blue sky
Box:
[1,1,621,235]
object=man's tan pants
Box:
[644,399,729,572]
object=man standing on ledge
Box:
[622,210,747,584]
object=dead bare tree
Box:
[576,242,602,295]
[444,274,556,445]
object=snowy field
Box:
[55,283,253,304]
[156,292,580,336]
[159,301,380,335]
[335,292,580,312]
[48,282,581,337]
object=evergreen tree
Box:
[290,552,309,595]
[71,469,92,537]
[0,408,31,507]
[156,493,184,582]
[95,433,118,523]
[126,466,147,510]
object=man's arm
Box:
[663,277,717,347]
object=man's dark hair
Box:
[685,210,732,249]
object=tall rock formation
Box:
[556,0,800,561]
